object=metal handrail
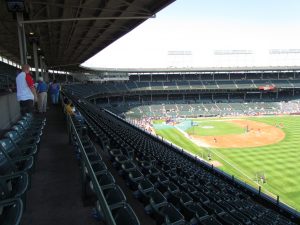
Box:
[67,114,116,225]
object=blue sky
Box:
[82,0,300,68]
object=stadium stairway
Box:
[21,105,99,225]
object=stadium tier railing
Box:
[66,113,117,225]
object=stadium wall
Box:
[0,93,20,131]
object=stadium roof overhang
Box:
[81,65,300,73]
[0,0,175,70]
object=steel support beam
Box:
[16,13,27,64]
[20,15,156,24]
[40,56,44,78]
[33,42,39,80]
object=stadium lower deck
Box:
[102,100,300,119]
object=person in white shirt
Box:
[16,64,37,116]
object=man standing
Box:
[37,76,48,113]
[50,79,60,105]
[16,64,37,116]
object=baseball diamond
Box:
[152,116,300,211]
[65,69,300,223]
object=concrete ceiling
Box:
[0,0,175,70]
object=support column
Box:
[44,63,49,82]
[40,56,45,78]
[33,42,39,80]
[16,13,27,64]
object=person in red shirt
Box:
[16,64,37,115]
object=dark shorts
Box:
[20,100,34,116]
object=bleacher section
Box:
[103,100,300,119]
[68,115,140,225]
[63,93,299,224]
[65,78,300,99]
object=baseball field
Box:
[153,116,300,211]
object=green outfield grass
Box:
[186,120,245,136]
[154,116,300,211]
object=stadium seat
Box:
[17,120,42,137]
[0,172,29,206]
[96,185,126,210]
[181,202,208,224]
[198,215,222,225]
[94,172,115,190]
[4,132,38,158]
[0,198,23,225]
[110,203,140,225]
[217,212,243,225]
[90,161,107,175]
[128,169,144,190]
[145,190,168,215]
[6,128,39,147]
[0,154,34,176]
[120,161,137,178]
[0,138,37,160]
[151,203,185,225]
[134,178,155,203]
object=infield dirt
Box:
[190,120,285,148]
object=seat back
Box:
[11,125,25,137]
[0,139,17,156]
[0,152,16,176]
[0,198,23,225]
[0,173,28,201]
[111,203,140,225]
[17,120,30,131]
[103,185,126,209]
[161,204,185,224]
[4,131,21,145]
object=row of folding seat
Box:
[69,115,140,225]
[0,113,46,225]
[76,102,296,225]
[109,146,188,225]
[75,104,232,224]
[77,107,190,224]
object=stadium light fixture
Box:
[6,0,25,12]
